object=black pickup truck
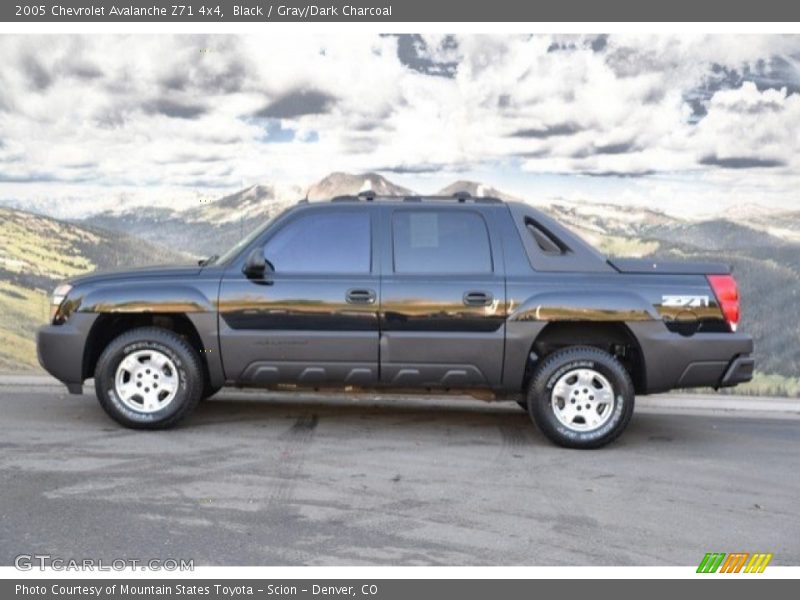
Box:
[37,193,754,448]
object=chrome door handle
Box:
[463,291,493,306]
[346,289,376,304]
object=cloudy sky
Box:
[0,33,799,217]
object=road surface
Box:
[1,377,798,566]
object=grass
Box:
[0,207,97,279]
[0,280,49,371]
[679,372,800,398]
[716,372,800,398]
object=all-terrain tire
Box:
[526,346,635,449]
[94,327,204,429]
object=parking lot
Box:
[1,377,799,566]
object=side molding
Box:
[509,290,659,323]
[78,284,214,314]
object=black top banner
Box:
[3,0,800,22]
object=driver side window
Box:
[263,211,371,274]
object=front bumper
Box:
[37,313,98,394]
[628,322,754,393]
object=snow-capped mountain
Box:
[183,184,303,224]
[306,172,413,200]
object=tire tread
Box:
[94,327,203,429]
[527,345,635,449]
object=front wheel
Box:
[526,346,634,449]
[94,327,204,429]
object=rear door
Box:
[378,205,506,388]
[218,205,380,386]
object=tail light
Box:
[707,274,740,332]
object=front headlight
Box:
[50,283,73,323]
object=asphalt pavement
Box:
[1,376,798,566]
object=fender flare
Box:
[502,290,655,391]
[76,284,224,388]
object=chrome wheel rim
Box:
[114,349,179,413]
[551,368,615,432]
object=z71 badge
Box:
[661,295,710,308]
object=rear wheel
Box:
[94,327,203,429]
[526,346,634,449]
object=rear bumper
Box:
[628,322,754,393]
[37,313,98,394]
[719,354,755,387]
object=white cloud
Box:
[0,34,798,214]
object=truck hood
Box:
[609,258,731,275]
[67,264,204,286]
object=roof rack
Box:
[328,194,503,204]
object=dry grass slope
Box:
[0,207,187,371]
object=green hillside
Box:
[0,207,187,371]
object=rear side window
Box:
[392,210,493,274]
[525,217,568,255]
[264,211,371,273]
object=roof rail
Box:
[329,194,503,204]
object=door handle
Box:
[463,291,493,306]
[346,288,376,304]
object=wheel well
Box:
[526,321,646,393]
[83,313,208,382]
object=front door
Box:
[379,206,506,388]
[218,205,380,386]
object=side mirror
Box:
[243,247,267,277]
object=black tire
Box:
[94,327,204,429]
[516,399,528,411]
[526,346,634,449]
